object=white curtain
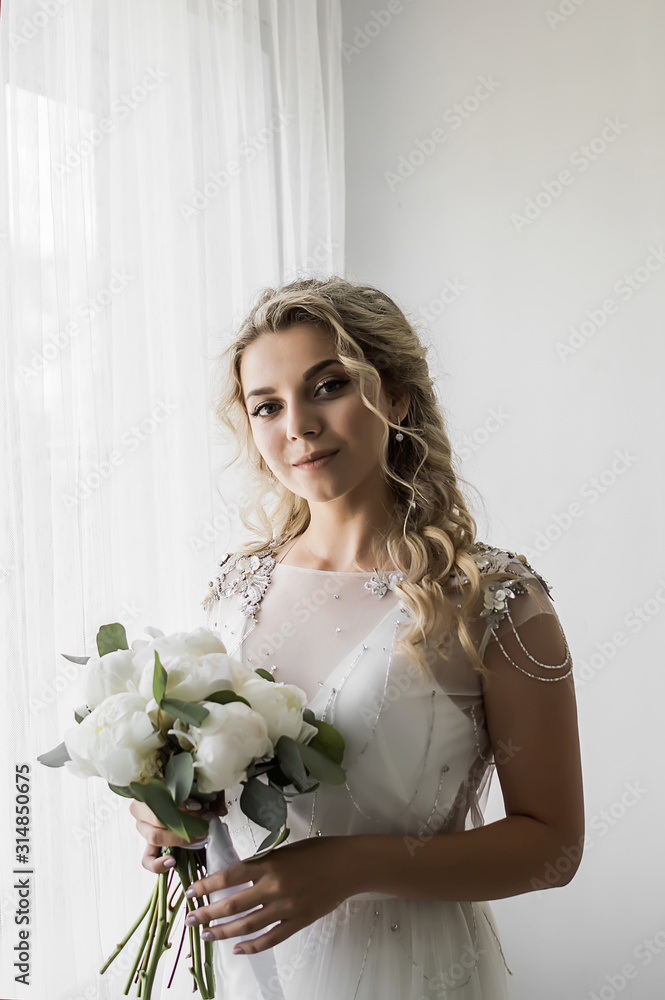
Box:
[0,1,344,996]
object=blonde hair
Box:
[212,275,525,682]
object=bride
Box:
[130,275,584,999]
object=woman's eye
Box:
[251,378,349,418]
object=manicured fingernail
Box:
[163,857,176,868]
[201,930,213,941]
[185,887,197,898]
[184,914,197,926]
[185,799,202,810]
[233,945,244,955]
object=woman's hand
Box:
[182,835,362,954]
[130,791,227,874]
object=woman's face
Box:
[240,323,401,504]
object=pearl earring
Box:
[395,415,404,442]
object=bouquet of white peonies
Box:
[39,622,346,999]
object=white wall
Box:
[341,1,665,997]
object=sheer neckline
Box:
[273,563,376,576]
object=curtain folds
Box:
[0,2,344,995]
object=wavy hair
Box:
[211,275,525,682]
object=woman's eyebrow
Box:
[245,358,343,401]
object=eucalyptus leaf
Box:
[240,777,287,833]
[129,779,191,840]
[160,698,209,727]
[307,720,345,764]
[205,689,251,708]
[253,825,290,858]
[164,752,194,806]
[302,708,316,725]
[61,653,90,665]
[275,735,315,792]
[96,623,129,657]
[299,743,346,785]
[180,809,210,841]
[254,668,275,682]
[152,651,167,706]
[37,741,71,768]
[108,784,134,798]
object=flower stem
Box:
[122,882,159,994]
[100,889,154,974]
[141,872,171,999]
[187,853,209,998]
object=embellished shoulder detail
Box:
[467,542,572,683]
[201,541,277,623]
[466,541,554,632]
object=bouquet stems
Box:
[100,845,215,1000]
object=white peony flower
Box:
[83,648,143,710]
[235,676,318,746]
[64,692,165,787]
[188,701,274,794]
[134,627,254,704]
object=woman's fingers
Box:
[129,798,211,849]
[142,842,177,875]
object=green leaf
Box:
[254,668,275,682]
[96,623,129,657]
[74,710,86,724]
[275,735,317,792]
[108,784,134,798]
[164,752,194,806]
[152,650,167,706]
[160,698,209,727]
[307,720,345,764]
[302,708,316,725]
[245,760,277,779]
[61,653,90,665]
[252,825,290,858]
[180,809,210,841]
[299,743,346,785]
[204,689,251,708]
[37,741,71,768]
[240,777,287,833]
[129,780,193,841]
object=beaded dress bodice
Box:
[200,537,572,1000]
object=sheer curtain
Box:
[0,1,344,996]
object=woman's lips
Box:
[294,450,339,471]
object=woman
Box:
[130,276,584,999]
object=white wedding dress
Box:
[200,538,571,1000]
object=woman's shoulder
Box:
[462,541,558,635]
